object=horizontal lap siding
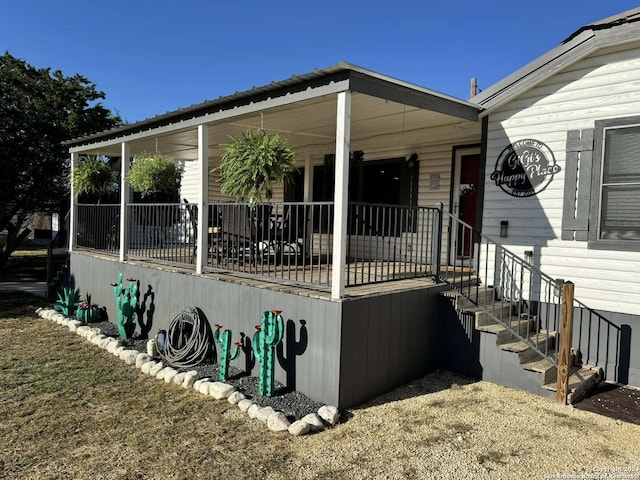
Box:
[484,42,640,315]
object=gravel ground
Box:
[285,372,640,480]
[89,320,324,419]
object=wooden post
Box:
[119,142,130,262]
[331,90,351,300]
[556,281,575,404]
[470,77,478,97]
[196,124,209,275]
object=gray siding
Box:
[70,252,342,406]
[338,286,447,408]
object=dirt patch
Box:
[574,383,640,425]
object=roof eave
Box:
[474,19,640,116]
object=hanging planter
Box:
[127,152,183,199]
[72,155,116,203]
[215,129,296,207]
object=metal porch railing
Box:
[441,208,561,366]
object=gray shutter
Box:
[562,129,594,241]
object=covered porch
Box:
[67,63,482,298]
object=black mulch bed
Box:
[574,383,640,425]
[89,320,324,421]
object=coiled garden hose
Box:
[156,307,211,368]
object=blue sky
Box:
[3,1,639,123]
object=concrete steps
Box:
[442,287,601,404]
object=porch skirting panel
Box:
[70,252,447,408]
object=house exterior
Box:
[472,8,640,387]
[65,8,640,407]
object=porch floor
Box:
[74,248,448,300]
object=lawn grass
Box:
[1,292,639,480]
[0,293,291,479]
[0,246,49,282]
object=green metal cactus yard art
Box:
[252,310,284,397]
[213,324,242,381]
[111,273,138,340]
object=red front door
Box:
[457,154,480,258]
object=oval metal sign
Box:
[491,139,561,198]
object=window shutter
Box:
[562,129,594,241]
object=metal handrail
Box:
[440,207,561,367]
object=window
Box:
[599,125,640,241]
[589,116,640,249]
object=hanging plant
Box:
[127,152,183,198]
[215,129,296,207]
[72,155,116,201]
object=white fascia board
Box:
[69,79,351,153]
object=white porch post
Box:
[331,90,351,300]
[68,152,79,252]
[303,153,313,202]
[119,142,130,262]
[196,124,209,274]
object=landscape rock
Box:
[172,372,186,385]
[267,412,291,432]
[193,378,208,391]
[256,406,276,423]
[135,353,151,368]
[163,368,178,383]
[146,339,156,358]
[140,361,156,374]
[209,382,235,400]
[318,405,339,426]
[149,362,164,377]
[90,334,106,345]
[123,350,140,365]
[198,381,212,395]
[302,413,325,432]
[106,339,122,353]
[288,420,311,436]
[99,337,112,349]
[182,371,198,388]
[67,320,82,332]
[227,391,246,405]
[238,399,253,412]
[247,403,261,419]
[76,326,91,338]
[155,367,170,380]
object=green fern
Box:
[214,130,296,207]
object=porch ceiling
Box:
[77,93,476,161]
[70,63,481,161]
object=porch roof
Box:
[65,62,481,156]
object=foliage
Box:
[72,155,117,202]
[127,153,182,198]
[53,287,82,317]
[215,130,296,207]
[252,310,284,397]
[111,273,137,340]
[0,52,120,268]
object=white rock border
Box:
[35,307,340,436]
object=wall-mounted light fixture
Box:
[407,153,418,168]
[500,221,509,237]
[524,250,533,265]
